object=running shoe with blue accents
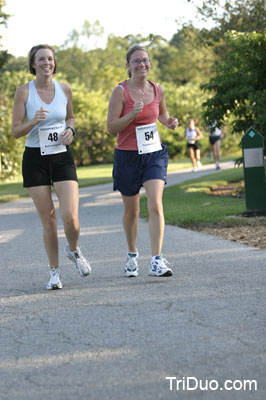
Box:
[125,251,139,277]
[149,255,173,277]
[65,245,91,277]
[47,268,63,290]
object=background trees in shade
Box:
[202,29,266,135]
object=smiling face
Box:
[127,49,150,78]
[31,48,56,77]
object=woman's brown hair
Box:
[28,44,57,75]
[126,44,150,77]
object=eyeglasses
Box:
[130,58,150,65]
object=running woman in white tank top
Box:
[12,44,91,290]
[185,119,203,172]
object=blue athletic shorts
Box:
[113,144,168,196]
[209,136,221,145]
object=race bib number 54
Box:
[39,123,67,155]
[136,123,162,154]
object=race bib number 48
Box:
[136,123,162,154]
[39,123,67,155]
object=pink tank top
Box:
[116,80,161,151]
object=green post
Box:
[241,127,266,211]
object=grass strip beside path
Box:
[140,168,246,228]
[0,157,239,203]
[0,159,209,203]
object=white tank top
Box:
[186,127,197,143]
[25,80,68,147]
[209,126,221,137]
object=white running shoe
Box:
[65,245,91,277]
[125,251,139,277]
[197,161,202,168]
[47,268,63,290]
[149,255,173,277]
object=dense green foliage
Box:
[201,29,266,136]
[1,0,266,179]
[0,70,31,179]
[195,0,266,34]
[0,0,10,69]
[0,28,217,179]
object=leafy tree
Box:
[201,29,266,137]
[0,49,11,70]
[62,20,104,51]
[3,55,28,72]
[56,46,95,88]
[57,32,129,92]
[0,0,9,33]
[160,25,216,85]
[194,0,266,33]
[186,0,266,60]
[158,81,211,158]
[0,0,11,70]
[70,81,114,165]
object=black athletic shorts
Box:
[187,141,200,150]
[112,144,168,196]
[22,147,78,188]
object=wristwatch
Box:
[66,126,75,136]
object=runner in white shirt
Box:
[12,44,91,290]
[185,119,203,171]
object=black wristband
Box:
[66,126,75,136]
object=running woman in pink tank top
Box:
[107,44,178,278]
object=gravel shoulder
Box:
[193,223,266,250]
[187,179,266,250]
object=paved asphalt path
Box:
[0,161,265,400]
